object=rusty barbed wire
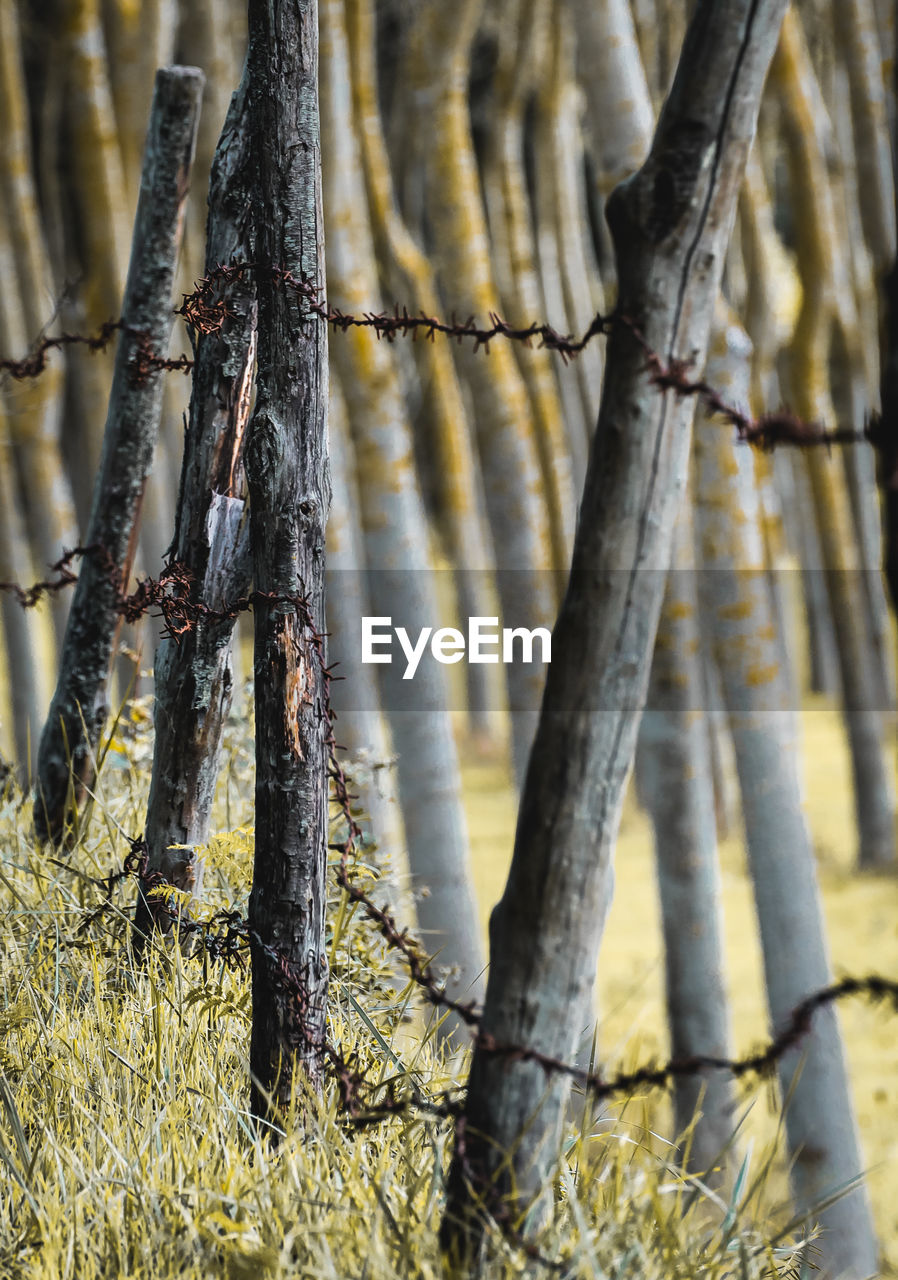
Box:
[16,549,897,1114]
[0,260,879,453]
[7,546,896,1270]
[1,260,893,1269]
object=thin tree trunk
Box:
[0,0,78,654]
[58,0,131,501]
[775,10,896,869]
[345,0,500,739]
[407,0,556,788]
[34,67,204,845]
[134,69,256,950]
[245,0,330,1109]
[320,0,484,1031]
[638,503,735,1178]
[326,371,407,906]
[0,402,43,779]
[880,16,898,624]
[442,0,788,1258]
[568,0,653,200]
[102,0,179,204]
[481,0,577,568]
[694,311,879,1279]
[835,0,896,276]
[536,0,606,464]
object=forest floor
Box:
[1,626,895,1270]
[462,695,898,1270]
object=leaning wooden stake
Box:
[134,68,256,951]
[442,0,789,1263]
[34,66,204,846]
[245,0,330,1111]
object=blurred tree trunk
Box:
[102,0,178,204]
[403,0,556,789]
[325,371,407,908]
[694,311,878,1279]
[34,67,204,845]
[245,0,330,1109]
[0,402,44,778]
[0,0,77,654]
[442,0,788,1259]
[638,504,735,1178]
[881,4,898,623]
[135,70,256,950]
[834,0,896,277]
[320,0,484,1031]
[345,0,500,739]
[481,0,576,568]
[569,0,653,202]
[58,0,131,518]
[775,9,896,869]
[533,0,606,480]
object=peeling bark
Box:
[135,70,256,950]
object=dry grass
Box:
[0,693,808,1279]
[461,696,898,1273]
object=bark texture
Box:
[34,66,204,845]
[442,0,788,1258]
[245,0,330,1110]
[135,70,256,949]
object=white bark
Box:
[639,504,735,1177]
[694,314,879,1280]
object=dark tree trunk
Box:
[134,69,256,950]
[442,0,789,1261]
[34,66,204,846]
[245,0,330,1112]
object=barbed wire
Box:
[11,546,895,1112]
[0,259,876,452]
[1,260,891,1269]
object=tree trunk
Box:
[34,66,204,846]
[345,0,500,739]
[245,0,330,1110]
[320,0,485,1032]
[638,503,735,1178]
[442,0,788,1258]
[481,0,577,569]
[775,9,896,869]
[134,69,256,950]
[0,0,78,653]
[325,371,407,907]
[694,311,879,1279]
[533,0,607,479]
[406,0,556,789]
[0,402,44,778]
[58,0,132,514]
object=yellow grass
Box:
[0,686,821,1278]
[460,696,898,1271]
